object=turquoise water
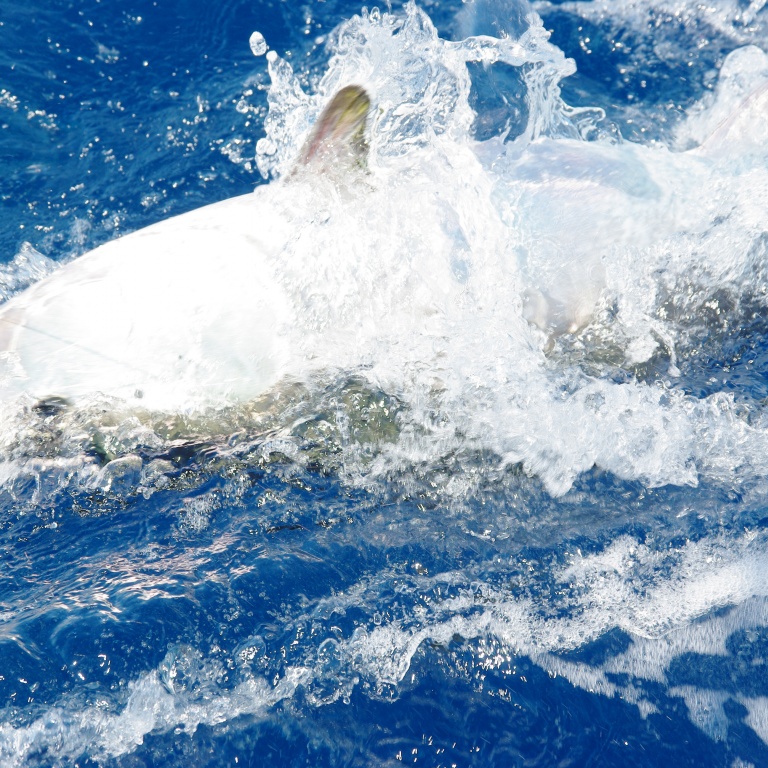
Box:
[2,1,768,766]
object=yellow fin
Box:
[296,85,371,171]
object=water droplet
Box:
[249,31,267,57]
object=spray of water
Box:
[2,1,768,761]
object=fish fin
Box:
[697,82,768,158]
[694,47,768,159]
[295,85,371,172]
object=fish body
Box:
[1,19,765,412]
[0,87,371,411]
[495,136,710,335]
[0,193,293,410]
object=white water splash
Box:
[1,2,768,501]
[249,30,268,57]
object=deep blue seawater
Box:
[3,0,768,766]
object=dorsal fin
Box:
[295,85,371,173]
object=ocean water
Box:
[2,0,768,766]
